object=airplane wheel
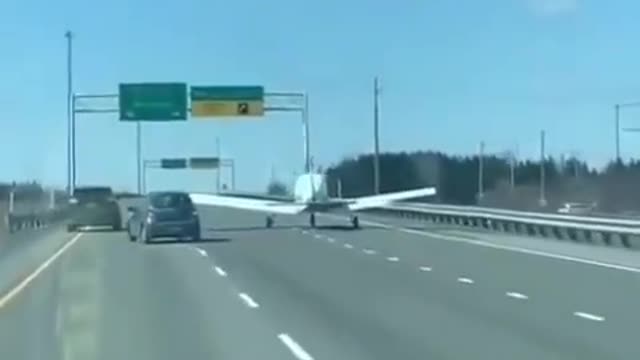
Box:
[266,216,274,228]
[310,214,316,228]
[352,216,360,229]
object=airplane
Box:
[190,172,437,229]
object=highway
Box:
[0,205,639,359]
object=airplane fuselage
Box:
[293,173,330,203]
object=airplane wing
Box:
[217,191,295,203]
[345,187,436,211]
[189,193,307,215]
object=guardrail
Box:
[4,207,69,234]
[368,203,640,249]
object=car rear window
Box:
[74,187,114,203]
[149,193,193,209]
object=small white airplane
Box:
[190,173,436,229]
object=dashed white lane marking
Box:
[278,333,314,360]
[360,219,640,274]
[574,312,605,322]
[301,230,308,235]
[214,266,227,277]
[344,243,354,249]
[419,266,432,272]
[238,293,260,308]
[386,256,400,262]
[363,249,377,255]
[196,248,207,257]
[314,234,323,239]
[506,292,528,300]
[457,277,474,284]
[0,233,83,309]
[327,238,335,243]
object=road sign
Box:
[119,83,188,121]
[190,86,264,117]
[160,158,188,169]
[189,157,220,169]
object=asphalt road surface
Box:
[0,205,639,359]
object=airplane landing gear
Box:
[351,215,360,229]
[266,215,274,228]
[309,213,316,228]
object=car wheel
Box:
[141,226,151,244]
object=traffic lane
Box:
[314,213,640,354]
[0,235,66,360]
[358,211,640,268]
[0,229,296,360]
[96,232,295,360]
[0,226,75,298]
[199,207,623,359]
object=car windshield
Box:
[74,187,113,203]
[149,193,192,209]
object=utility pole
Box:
[65,30,73,195]
[478,141,485,201]
[539,130,547,207]
[136,121,142,194]
[216,137,221,193]
[509,151,515,191]
[373,77,381,194]
[303,93,311,173]
[615,104,620,162]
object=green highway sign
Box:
[160,158,188,169]
[119,83,188,121]
[189,157,220,169]
[190,86,264,117]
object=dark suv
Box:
[67,186,122,232]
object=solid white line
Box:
[196,248,207,257]
[344,243,354,249]
[419,266,432,272]
[278,333,314,360]
[386,256,400,262]
[361,219,640,274]
[214,266,227,277]
[506,292,528,300]
[363,249,377,255]
[238,293,259,308]
[574,312,605,322]
[457,277,474,284]
[0,233,83,309]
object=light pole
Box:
[216,137,221,193]
[65,30,73,195]
[373,77,381,194]
[539,130,547,207]
[478,141,485,201]
[614,101,640,162]
[136,121,142,194]
[302,93,311,173]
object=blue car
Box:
[127,191,201,243]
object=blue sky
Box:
[2,0,640,192]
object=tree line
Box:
[323,151,640,213]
